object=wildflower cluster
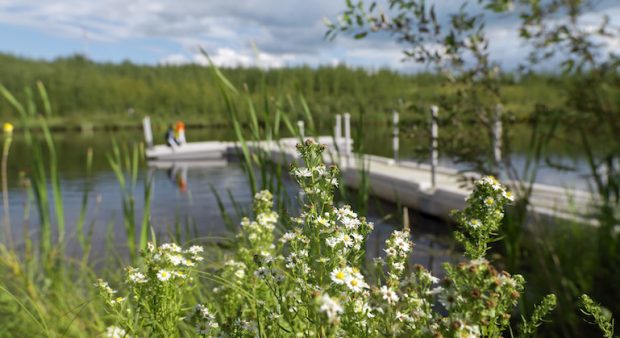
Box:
[103,326,128,338]
[201,141,558,337]
[208,191,284,330]
[433,258,525,337]
[191,304,220,336]
[98,141,558,337]
[579,294,615,338]
[96,242,203,336]
[237,190,278,265]
[291,139,340,205]
[453,176,514,259]
[383,229,413,286]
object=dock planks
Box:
[146,136,597,225]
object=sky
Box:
[0,0,618,72]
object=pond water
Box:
[2,127,464,273]
[2,121,599,273]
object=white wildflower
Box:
[380,285,399,305]
[195,304,214,319]
[439,289,461,310]
[295,167,312,178]
[346,273,369,293]
[319,294,343,323]
[157,269,172,282]
[330,267,349,285]
[317,216,331,228]
[281,232,296,243]
[468,219,482,229]
[110,296,126,305]
[182,258,195,267]
[187,245,204,255]
[95,279,116,295]
[339,233,354,248]
[173,270,186,279]
[128,271,147,284]
[160,243,182,253]
[420,271,440,284]
[168,254,183,266]
[234,269,246,279]
[457,324,481,338]
[254,267,270,279]
[353,299,375,318]
[392,262,405,272]
[104,326,128,338]
[427,286,444,295]
[385,247,397,257]
[314,165,327,176]
[341,216,361,230]
[326,237,339,247]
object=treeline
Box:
[0,53,564,127]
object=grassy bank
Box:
[0,53,568,128]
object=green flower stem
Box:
[2,132,13,249]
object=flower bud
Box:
[3,122,13,136]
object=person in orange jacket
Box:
[174,121,186,145]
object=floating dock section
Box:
[146,135,596,226]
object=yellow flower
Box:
[3,122,13,135]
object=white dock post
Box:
[344,113,351,156]
[430,105,439,189]
[297,120,305,139]
[335,114,342,147]
[392,110,399,162]
[493,104,503,173]
[143,116,153,148]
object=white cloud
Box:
[0,0,618,71]
[160,48,296,69]
[194,48,252,67]
[159,53,189,65]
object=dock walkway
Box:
[146,136,596,225]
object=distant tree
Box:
[326,0,515,174]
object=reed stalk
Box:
[2,123,13,249]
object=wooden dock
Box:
[145,135,597,226]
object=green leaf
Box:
[0,83,27,117]
[354,31,368,39]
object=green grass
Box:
[0,52,572,130]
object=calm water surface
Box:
[3,127,461,272]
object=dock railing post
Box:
[344,112,351,154]
[430,105,439,189]
[393,110,399,162]
[344,112,352,167]
[335,114,342,148]
[493,104,503,175]
[297,120,305,140]
[143,116,153,148]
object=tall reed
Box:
[0,82,106,337]
[107,141,153,262]
[0,82,64,262]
